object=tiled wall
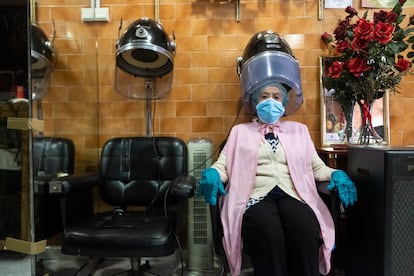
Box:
[35,0,414,174]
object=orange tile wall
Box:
[34,0,414,175]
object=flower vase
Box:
[341,103,354,143]
[349,100,384,145]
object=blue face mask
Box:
[256,98,285,124]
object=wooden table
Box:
[318,146,348,170]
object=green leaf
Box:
[396,14,405,25]
[346,29,354,40]
[388,41,406,53]
[407,36,414,44]
[405,27,414,34]
[362,10,368,19]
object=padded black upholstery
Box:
[33,137,75,194]
[32,136,75,241]
[48,136,194,270]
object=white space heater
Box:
[187,138,214,270]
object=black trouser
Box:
[241,187,322,276]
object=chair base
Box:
[72,257,152,276]
[37,245,187,275]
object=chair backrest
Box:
[32,137,75,240]
[99,136,188,208]
[33,137,75,176]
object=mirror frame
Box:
[319,56,390,146]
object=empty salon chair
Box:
[33,136,74,193]
[48,136,195,274]
[32,136,75,241]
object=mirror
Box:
[1,0,102,265]
[0,0,31,248]
[29,0,100,249]
[319,56,390,146]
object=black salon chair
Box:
[210,140,340,274]
[211,181,340,276]
[48,136,195,275]
[32,136,75,241]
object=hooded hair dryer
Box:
[115,17,176,136]
[115,17,176,100]
[31,23,56,100]
[237,30,303,115]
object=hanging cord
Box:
[132,139,160,227]
[147,136,185,276]
[163,176,185,276]
[117,18,123,40]
[156,99,244,275]
[103,138,159,229]
[151,98,156,136]
[35,139,49,176]
[186,97,244,176]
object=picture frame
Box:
[362,0,414,8]
[319,56,390,146]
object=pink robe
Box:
[220,120,335,276]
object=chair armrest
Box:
[316,180,343,223]
[170,174,195,199]
[34,174,64,195]
[316,181,331,196]
[49,172,100,195]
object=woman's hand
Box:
[327,170,357,208]
[198,168,226,205]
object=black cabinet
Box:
[345,146,414,276]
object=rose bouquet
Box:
[321,0,414,143]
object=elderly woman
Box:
[198,31,357,276]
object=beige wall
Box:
[34,0,414,174]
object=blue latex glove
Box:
[327,170,357,208]
[198,168,226,206]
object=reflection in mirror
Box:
[0,0,30,248]
[0,1,28,100]
[322,87,347,144]
[30,21,56,146]
[29,1,64,248]
[31,22,56,103]
[319,56,390,146]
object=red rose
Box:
[345,6,358,18]
[347,57,371,77]
[373,11,388,23]
[385,12,398,23]
[395,56,412,72]
[334,20,349,41]
[351,38,368,51]
[321,32,333,45]
[336,40,349,54]
[353,19,373,41]
[373,11,397,23]
[372,21,394,44]
[327,61,344,79]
